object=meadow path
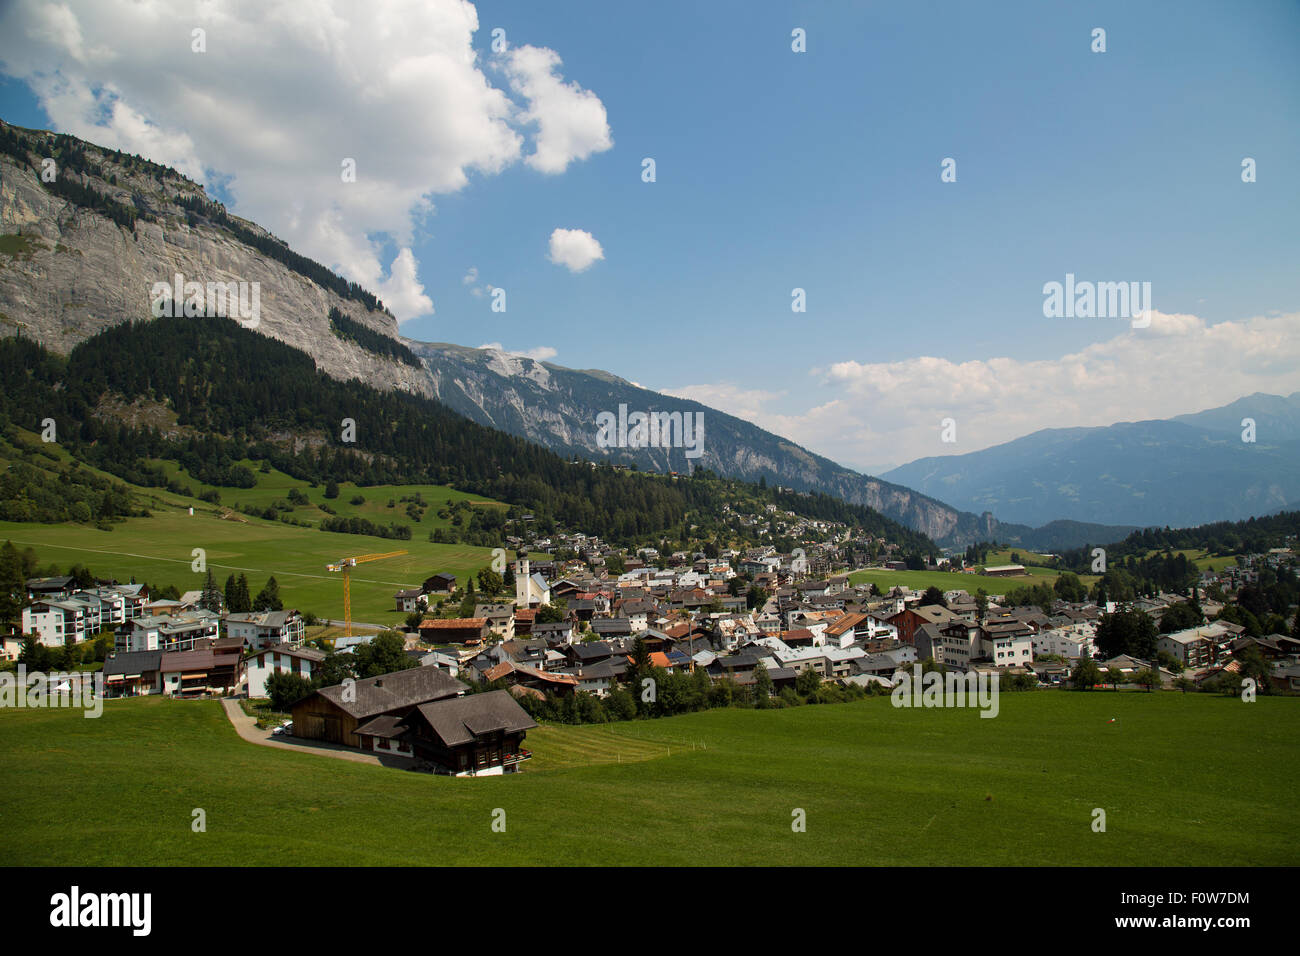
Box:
[219,698,413,769]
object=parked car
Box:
[272,721,293,736]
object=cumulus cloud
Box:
[504,45,612,174]
[0,0,610,323]
[376,248,434,318]
[671,310,1300,474]
[547,227,604,272]
[479,342,557,361]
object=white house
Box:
[223,610,305,650]
[120,611,221,653]
[21,600,87,647]
[1033,626,1096,660]
[981,631,1034,667]
[245,644,326,698]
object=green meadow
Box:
[141,457,506,534]
[1,692,1294,866]
[0,509,492,626]
[0,442,515,624]
[848,566,1099,597]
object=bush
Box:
[265,670,314,712]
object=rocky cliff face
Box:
[0,122,428,398]
[0,119,977,544]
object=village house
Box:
[159,646,240,697]
[482,659,580,697]
[223,610,306,650]
[102,650,163,697]
[978,620,1035,668]
[118,610,221,653]
[245,643,326,697]
[418,617,492,645]
[887,604,962,645]
[291,666,467,748]
[423,572,457,594]
[394,587,428,614]
[474,603,517,640]
[363,690,537,775]
[1157,624,1223,670]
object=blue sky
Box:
[1,0,1297,472]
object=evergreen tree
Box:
[199,569,222,613]
[234,573,252,612]
[253,575,283,612]
[753,662,773,705]
[0,540,26,624]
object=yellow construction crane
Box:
[326,550,408,636]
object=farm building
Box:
[981,564,1027,577]
[354,690,537,775]
[290,666,466,748]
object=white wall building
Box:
[245,644,326,698]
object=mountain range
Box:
[884,393,1300,529]
[2,118,1292,551]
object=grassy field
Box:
[142,457,506,534]
[0,442,518,624]
[1,692,1294,866]
[0,508,494,627]
[848,566,1099,596]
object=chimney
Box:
[374,678,383,687]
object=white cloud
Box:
[0,0,610,323]
[504,44,612,174]
[462,265,492,297]
[671,310,1300,475]
[547,227,603,272]
[376,248,434,318]
[479,342,557,361]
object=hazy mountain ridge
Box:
[412,340,1000,542]
[884,397,1300,528]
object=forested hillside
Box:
[0,317,936,553]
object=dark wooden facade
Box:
[291,694,362,746]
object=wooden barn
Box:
[291,666,466,748]
[356,690,538,775]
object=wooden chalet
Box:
[401,690,537,775]
[291,666,467,748]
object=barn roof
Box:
[313,666,467,718]
[414,690,537,748]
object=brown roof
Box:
[353,714,407,739]
[158,649,216,672]
[414,690,537,748]
[825,612,866,637]
[244,643,326,663]
[312,665,467,719]
[419,617,488,630]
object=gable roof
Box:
[103,651,162,677]
[158,649,217,672]
[414,690,537,748]
[314,666,467,719]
